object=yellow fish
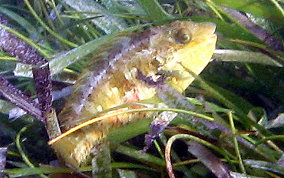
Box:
[51,20,217,169]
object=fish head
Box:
[151,20,217,92]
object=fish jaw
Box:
[160,22,217,92]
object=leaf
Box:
[115,144,165,167]
[187,141,232,178]
[0,99,15,114]
[63,0,127,34]
[265,113,284,129]
[211,0,284,25]
[117,169,137,178]
[0,147,7,178]
[137,0,172,22]
[213,50,283,67]
[102,0,145,15]
[0,7,38,36]
[195,79,253,116]
[244,159,284,175]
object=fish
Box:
[50,20,217,168]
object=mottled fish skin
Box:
[52,20,217,167]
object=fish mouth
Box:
[203,22,217,44]
[205,22,217,40]
[204,22,216,35]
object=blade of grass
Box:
[0,7,37,35]
[204,0,225,21]
[159,134,193,177]
[0,23,49,58]
[16,126,48,178]
[23,0,77,48]
[213,50,283,67]
[137,0,172,23]
[165,134,234,178]
[221,7,284,51]
[269,0,284,18]
[211,0,284,25]
[115,144,165,167]
[187,141,233,178]
[228,111,246,173]
[2,162,155,177]
[63,0,127,34]
[0,147,7,178]
[244,159,284,175]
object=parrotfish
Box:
[50,20,217,169]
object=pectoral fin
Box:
[143,111,178,151]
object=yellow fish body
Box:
[51,20,217,167]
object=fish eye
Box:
[175,29,191,44]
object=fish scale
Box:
[51,20,217,168]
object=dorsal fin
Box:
[58,27,159,130]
